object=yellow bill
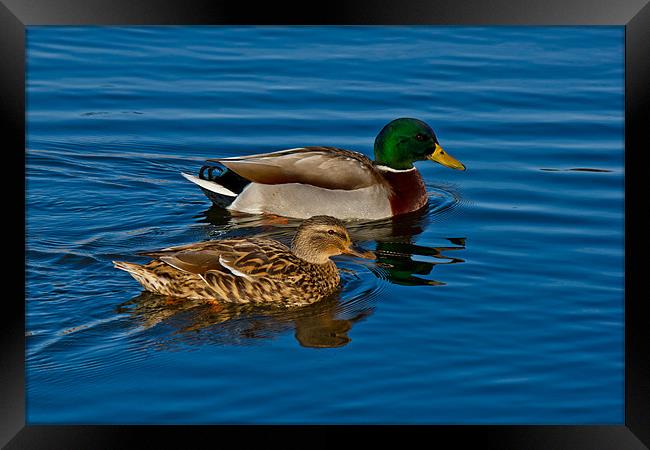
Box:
[427,143,466,171]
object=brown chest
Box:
[380,168,428,216]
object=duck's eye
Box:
[327,229,335,235]
[416,134,426,141]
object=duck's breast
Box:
[377,167,428,216]
[228,182,392,220]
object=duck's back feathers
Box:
[139,238,300,280]
[184,146,430,219]
[119,237,339,305]
[208,147,388,191]
[158,252,222,275]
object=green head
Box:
[373,118,465,171]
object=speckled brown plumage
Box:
[114,216,373,307]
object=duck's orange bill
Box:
[343,246,376,259]
[427,143,466,171]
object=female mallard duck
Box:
[113,216,374,306]
[182,117,465,220]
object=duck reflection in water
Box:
[120,197,466,348]
[117,290,373,348]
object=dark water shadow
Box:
[540,167,613,173]
[344,205,466,287]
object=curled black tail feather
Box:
[196,163,250,208]
[198,164,250,194]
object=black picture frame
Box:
[2,1,648,448]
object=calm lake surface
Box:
[26,26,624,424]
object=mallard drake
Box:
[182,117,465,220]
[113,216,374,306]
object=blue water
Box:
[26,26,624,424]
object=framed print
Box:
[2,0,648,448]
